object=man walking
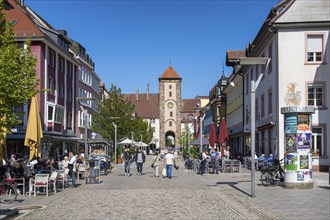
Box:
[68,152,77,187]
[135,148,145,176]
[122,147,133,176]
[164,150,175,179]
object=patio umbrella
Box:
[218,117,228,157]
[118,138,137,145]
[24,96,43,160]
[208,122,217,148]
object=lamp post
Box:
[110,117,120,163]
[236,57,270,197]
[77,97,95,160]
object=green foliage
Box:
[92,84,152,145]
[0,2,38,132]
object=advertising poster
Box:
[285,114,297,134]
[299,154,309,169]
[297,171,305,181]
[286,134,296,152]
[297,114,310,132]
[297,132,311,151]
[286,153,298,171]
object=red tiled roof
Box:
[4,0,44,38]
[159,66,181,79]
[124,93,159,118]
[181,99,200,112]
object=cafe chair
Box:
[49,171,58,194]
[31,174,49,197]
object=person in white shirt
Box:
[164,150,175,179]
[68,152,77,188]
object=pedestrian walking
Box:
[210,148,219,174]
[135,148,146,176]
[164,150,175,179]
[122,147,133,176]
[200,149,207,176]
[151,151,160,178]
[68,152,77,188]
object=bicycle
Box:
[261,158,284,187]
[0,180,18,203]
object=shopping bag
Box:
[162,167,166,177]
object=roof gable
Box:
[4,0,44,38]
[274,0,330,23]
[159,66,182,79]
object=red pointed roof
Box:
[159,66,182,80]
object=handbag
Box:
[174,164,179,170]
[151,155,158,168]
[162,167,166,177]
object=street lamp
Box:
[77,97,95,160]
[236,57,270,197]
[110,117,120,163]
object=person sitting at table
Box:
[50,158,59,171]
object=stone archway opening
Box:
[165,130,176,149]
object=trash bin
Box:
[85,159,100,184]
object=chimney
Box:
[136,88,139,101]
[147,83,149,101]
[20,0,25,6]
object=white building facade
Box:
[237,0,329,171]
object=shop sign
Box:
[281,106,315,114]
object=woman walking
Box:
[151,152,160,178]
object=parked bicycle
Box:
[261,158,284,187]
[0,179,18,203]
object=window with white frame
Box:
[308,83,324,107]
[48,48,55,68]
[47,105,54,121]
[307,35,323,62]
[311,127,324,156]
[54,107,64,123]
[48,77,55,95]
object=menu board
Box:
[285,113,297,134]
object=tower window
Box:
[169,91,172,97]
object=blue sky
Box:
[27,0,278,98]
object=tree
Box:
[92,84,152,144]
[0,1,38,133]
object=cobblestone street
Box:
[1,156,329,220]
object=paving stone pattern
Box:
[1,156,329,220]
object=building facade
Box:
[226,0,330,171]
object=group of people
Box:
[0,152,80,192]
[121,147,177,179]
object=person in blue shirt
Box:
[210,148,220,174]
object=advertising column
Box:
[281,106,315,189]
